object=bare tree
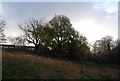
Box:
[18,18,46,52]
[0,16,6,43]
[8,36,26,46]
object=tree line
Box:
[18,15,90,61]
[0,15,119,64]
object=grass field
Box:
[2,50,120,79]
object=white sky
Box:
[0,1,119,44]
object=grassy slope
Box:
[2,51,120,79]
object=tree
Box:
[92,35,114,54]
[18,15,90,61]
[101,36,114,52]
[18,18,46,52]
[49,15,90,60]
[49,15,77,58]
[92,40,103,54]
[37,24,54,54]
[0,16,6,43]
[114,39,120,47]
[8,36,26,46]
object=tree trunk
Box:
[107,43,111,52]
[35,44,39,54]
[58,43,62,59]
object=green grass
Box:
[2,51,120,79]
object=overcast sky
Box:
[1,1,119,44]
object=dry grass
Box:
[2,50,120,79]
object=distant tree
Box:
[8,36,26,46]
[92,40,103,54]
[18,18,47,52]
[0,16,6,43]
[101,36,114,52]
[114,39,120,47]
[92,35,114,55]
